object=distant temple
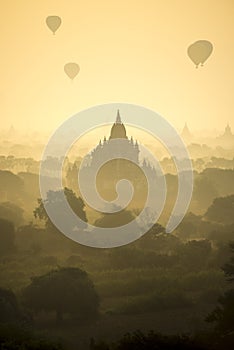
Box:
[67,110,156,208]
[88,110,140,167]
[181,123,193,144]
[216,123,234,148]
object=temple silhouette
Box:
[88,110,140,167]
[181,123,193,144]
[70,110,157,209]
[216,123,234,148]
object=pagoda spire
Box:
[224,123,232,135]
[116,109,121,124]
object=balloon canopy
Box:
[187,40,213,68]
[64,63,80,80]
[46,16,62,35]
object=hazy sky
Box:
[0,0,233,132]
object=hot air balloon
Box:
[64,63,80,80]
[187,40,213,68]
[46,16,62,35]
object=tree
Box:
[206,242,234,333]
[222,242,234,281]
[0,218,15,255]
[33,187,87,232]
[0,170,24,203]
[0,288,20,323]
[22,267,99,323]
[206,289,234,333]
[193,175,219,212]
[178,240,212,270]
[0,324,62,350]
[176,213,202,241]
[205,195,234,225]
[135,223,165,250]
[0,202,24,227]
[90,330,206,350]
[94,209,135,228]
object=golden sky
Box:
[0,0,233,132]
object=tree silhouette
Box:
[0,288,20,323]
[94,209,135,228]
[0,218,15,255]
[22,267,99,323]
[0,323,62,350]
[206,242,234,333]
[193,175,219,211]
[0,170,24,202]
[222,242,234,281]
[205,195,234,224]
[0,202,24,227]
[90,330,206,350]
[34,187,87,232]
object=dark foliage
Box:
[33,187,87,231]
[0,218,15,255]
[205,195,234,224]
[0,288,20,323]
[22,267,99,323]
[0,324,62,350]
[90,331,207,350]
[206,242,234,333]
